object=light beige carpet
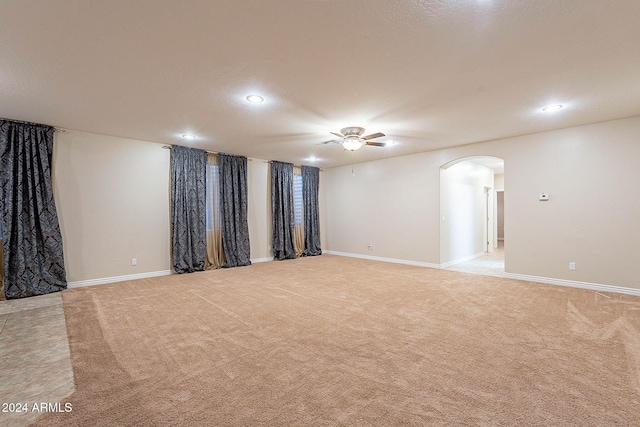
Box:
[33,255,640,426]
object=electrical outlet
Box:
[569,262,576,271]
[367,243,373,251]
[131,258,137,266]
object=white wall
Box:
[325,115,640,290]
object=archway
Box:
[440,156,504,274]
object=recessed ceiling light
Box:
[246,95,264,103]
[542,104,563,112]
[308,156,318,162]
[182,134,197,139]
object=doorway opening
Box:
[440,156,505,277]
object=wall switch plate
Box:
[569,262,576,270]
[131,258,137,266]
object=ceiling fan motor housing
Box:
[340,126,365,137]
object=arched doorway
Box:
[440,156,505,276]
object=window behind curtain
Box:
[293,172,303,225]
[205,162,221,231]
[205,154,225,268]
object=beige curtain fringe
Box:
[293,166,305,257]
[204,153,226,269]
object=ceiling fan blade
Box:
[365,141,386,147]
[363,132,385,140]
[316,139,342,145]
[330,131,344,138]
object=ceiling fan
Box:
[319,127,386,151]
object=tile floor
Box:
[0,292,74,427]
[445,241,506,277]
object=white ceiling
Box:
[2,1,640,168]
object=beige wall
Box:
[325,154,441,263]
[247,159,272,260]
[52,116,640,289]
[53,131,171,282]
[53,130,316,282]
[325,115,640,289]
[497,191,505,240]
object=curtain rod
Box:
[162,144,215,154]
[162,145,252,160]
[1,117,67,132]
[262,160,324,171]
[162,145,322,170]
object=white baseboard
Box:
[325,250,485,270]
[324,250,640,297]
[67,260,273,289]
[67,270,173,289]
[439,252,485,269]
[324,250,440,269]
[504,273,640,297]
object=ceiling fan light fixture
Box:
[342,138,364,151]
[322,126,385,151]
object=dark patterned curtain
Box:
[219,154,251,267]
[0,119,67,299]
[271,161,296,260]
[302,165,322,256]
[171,145,207,273]
[0,228,4,300]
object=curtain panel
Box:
[0,119,67,299]
[302,165,322,256]
[170,145,207,273]
[271,161,296,260]
[0,238,4,299]
[219,154,251,267]
[1,226,4,299]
